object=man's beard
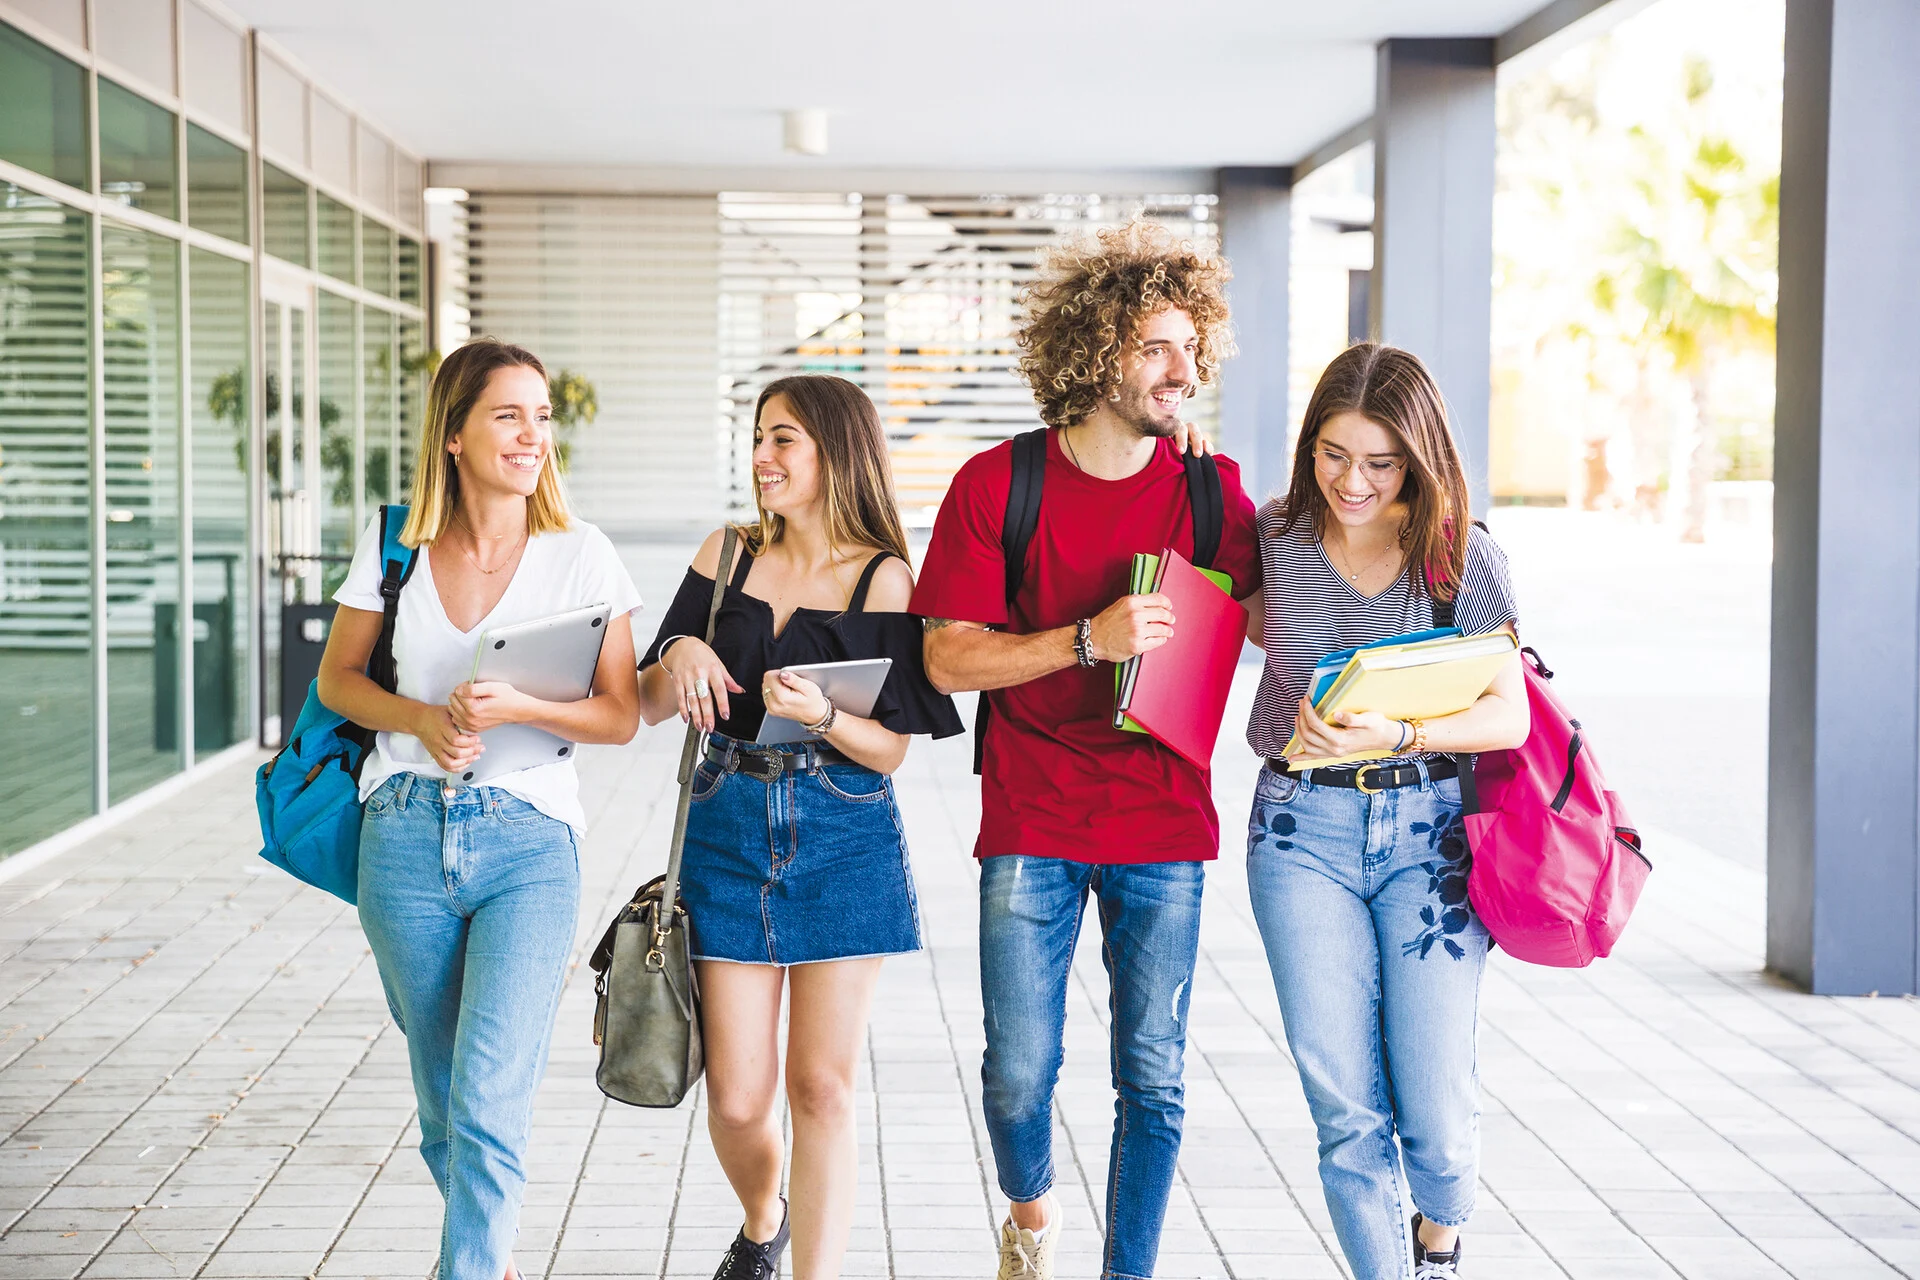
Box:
[1114,380,1189,439]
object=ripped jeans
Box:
[978,855,1205,1280]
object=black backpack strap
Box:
[1182,450,1223,571]
[1003,429,1048,601]
[367,504,418,694]
[975,429,1050,776]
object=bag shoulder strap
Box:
[367,504,418,694]
[654,526,737,940]
[975,430,1047,775]
[1002,428,1048,601]
[1183,451,1223,571]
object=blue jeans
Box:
[1246,765,1487,1280]
[357,774,579,1280]
[978,855,1205,1280]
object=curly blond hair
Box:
[1014,219,1235,428]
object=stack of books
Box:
[1282,628,1519,768]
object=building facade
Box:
[0,0,426,858]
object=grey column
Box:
[1217,167,1292,503]
[1767,0,1920,996]
[1369,38,1497,515]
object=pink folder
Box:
[1124,547,1245,770]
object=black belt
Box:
[1265,756,1457,794]
[704,737,850,782]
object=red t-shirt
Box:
[910,431,1260,864]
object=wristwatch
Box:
[1073,618,1098,668]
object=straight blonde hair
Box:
[746,375,910,565]
[400,339,573,547]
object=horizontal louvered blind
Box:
[720,192,1220,526]
[465,194,723,536]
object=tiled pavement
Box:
[2,672,1919,1280]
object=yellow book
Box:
[1283,632,1519,768]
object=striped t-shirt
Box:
[1246,501,1520,761]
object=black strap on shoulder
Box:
[367,504,417,695]
[974,429,1049,776]
[848,551,897,614]
[1183,450,1223,571]
[1002,429,1048,601]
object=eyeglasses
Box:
[1313,448,1406,482]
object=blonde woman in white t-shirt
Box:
[318,339,642,1280]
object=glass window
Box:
[189,249,251,755]
[262,163,309,266]
[99,77,179,221]
[187,123,248,245]
[317,291,356,581]
[362,217,393,298]
[0,188,94,856]
[363,309,397,507]
[102,223,183,802]
[398,317,426,498]
[317,193,356,284]
[398,236,423,309]
[0,21,89,190]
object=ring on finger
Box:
[694,677,711,699]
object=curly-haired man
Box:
[911,221,1261,1280]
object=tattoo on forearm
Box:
[923,617,958,633]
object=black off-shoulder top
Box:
[640,548,963,743]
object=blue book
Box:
[1307,627,1462,706]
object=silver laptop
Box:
[452,602,611,786]
[756,658,893,744]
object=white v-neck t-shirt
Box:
[334,514,643,833]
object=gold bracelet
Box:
[1407,718,1428,754]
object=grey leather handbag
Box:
[589,528,736,1108]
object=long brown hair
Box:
[745,375,910,564]
[400,338,572,547]
[1278,343,1473,601]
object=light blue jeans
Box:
[357,774,579,1280]
[1245,765,1487,1280]
[978,855,1205,1280]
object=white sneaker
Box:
[995,1210,1058,1280]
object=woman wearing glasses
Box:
[1240,343,1528,1280]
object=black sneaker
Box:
[1412,1213,1463,1279]
[714,1199,790,1280]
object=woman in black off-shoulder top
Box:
[636,375,959,1280]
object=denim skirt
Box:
[678,739,923,966]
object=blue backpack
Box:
[255,504,419,904]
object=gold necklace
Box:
[1327,533,1400,584]
[452,516,527,575]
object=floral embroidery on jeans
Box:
[1403,805,1472,960]
[1266,811,1298,851]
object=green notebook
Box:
[1113,552,1234,733]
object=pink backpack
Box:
[1458,647,1648,966]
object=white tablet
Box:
[756,658,894,745]
[452,602,611,786]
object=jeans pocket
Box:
[1254,768,1300,805]
[815,765,888,804]
[493,793,552,824]
[689,760,725,803]
[362,776,400,816]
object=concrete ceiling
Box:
[224,0,1560,175]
